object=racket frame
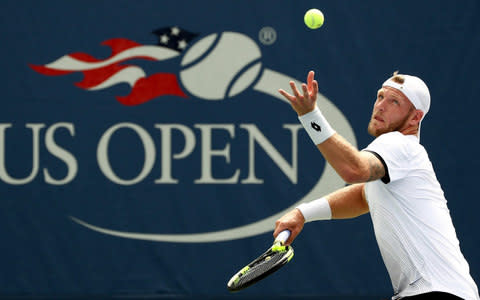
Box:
[227,230,294,291]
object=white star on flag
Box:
[160,34,169,44]
[178,40,187,50]
[171,26,180,36]
[152,26,198,52]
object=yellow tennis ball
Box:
[304,8,324,29]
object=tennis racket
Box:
[227,230,294,292]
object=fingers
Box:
[277,73,319,116]
[278,79,301,100]
[312,79,318,96]
[301,82,318,104]
[307,71,318,97]
[305,71,318,100]
[307,70,315,90]
[285,233,297,246]
[278,81,303,108]
[273,209,305,245]
[289,81,302,99]
[272,226,281,239]
[273,217,286,238]
[280,78,316,102]
[280,225,302,246]
[301,83,309,98]
[278,89,293,101]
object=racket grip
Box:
[275,230,291,244]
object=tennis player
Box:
[275,71,479,299]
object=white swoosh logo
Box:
[70,68,356,243]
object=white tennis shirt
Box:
[363,132,479,299]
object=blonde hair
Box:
[391,71,405,84]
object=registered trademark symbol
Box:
[258,26,277,45]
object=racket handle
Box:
[275,230,291,244]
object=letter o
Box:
[97,123,156,185]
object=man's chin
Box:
[368,126,387,138]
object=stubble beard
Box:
[367,113,411,137]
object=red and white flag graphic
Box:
[30,27,198,105]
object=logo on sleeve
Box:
[311,121,321,132]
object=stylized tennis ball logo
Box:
[180,32,262,100]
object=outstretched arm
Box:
[274,183,368,245]
[278,71,385,184]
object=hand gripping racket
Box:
[227,230,294,292]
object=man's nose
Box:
[376,100,386,111]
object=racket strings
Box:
[235,251,285,286]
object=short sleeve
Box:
[363,132,413,183]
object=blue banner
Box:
[1,0,479,298]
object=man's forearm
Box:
[317,134,380,184]
[296,183,368,222]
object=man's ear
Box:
[410,109,424,126]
